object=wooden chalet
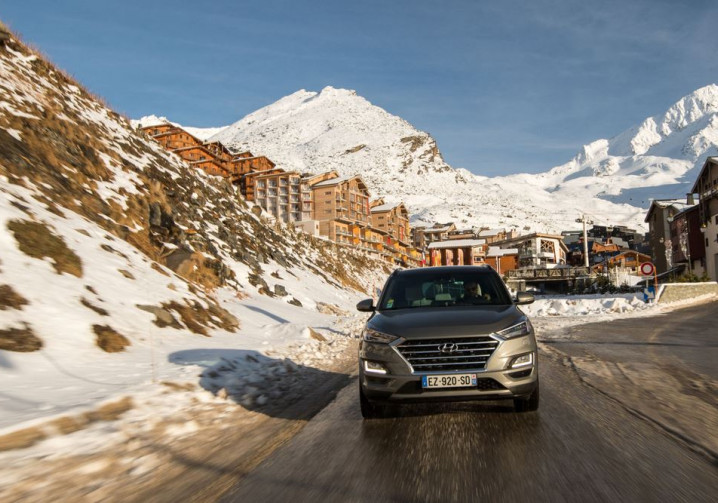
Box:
[150,127,203,151]
[427,239,487,266]
[203,141,235,164]
[592,250,651,274]
[228,155,276,177]
[486,246,519,275]
[189,158,229,178]
[140,123,176,137]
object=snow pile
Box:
[522,294,654,317]
[196,326,358,410]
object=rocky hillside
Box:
[0,26,388,360]
[196,85,718,233]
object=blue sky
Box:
[3,0,717,176]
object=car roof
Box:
[392,265,496,277]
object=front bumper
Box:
[359,335,538,404]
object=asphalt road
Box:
[219,306,718,503]
[544,300,718,380]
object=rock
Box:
[136,304,181,329]
[308,327,327,342]
[274,284,288,296]
[288,297,303,307]
[149,202,163,227]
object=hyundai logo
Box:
[439,343,458,354]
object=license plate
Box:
[422,373,477,389]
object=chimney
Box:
[687,193,695,205]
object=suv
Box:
[357,265,538,418]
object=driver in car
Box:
[461,281,489,303]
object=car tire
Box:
[360,385,385,419]
[514,381,540,412]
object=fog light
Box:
[510,353,533,369]
[364,360,388,375]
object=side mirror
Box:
[516,292,535,305]
[356,298,375,312]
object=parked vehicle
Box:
[357,265,538,418]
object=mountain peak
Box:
[204,84,718,233]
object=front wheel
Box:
[514,382,540,412]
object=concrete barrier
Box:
[656,282,718,304]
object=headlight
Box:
[362,327,399,344]
[496,320,532,339]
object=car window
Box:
[378,271,512,309]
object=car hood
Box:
[368,305,526,339]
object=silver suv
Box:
[357,266,538,418]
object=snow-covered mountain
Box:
[203,84,718,233]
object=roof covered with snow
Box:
[427,238,485,249]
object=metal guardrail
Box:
[506,267,591,279]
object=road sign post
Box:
[639,262,657,303]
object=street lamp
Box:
[576,214,593,268]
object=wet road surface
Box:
[544,300,718,380]
[219,336,718,502]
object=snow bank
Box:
[521,294,655,317]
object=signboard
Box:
[642,285,656,303]
[639,262,655,276]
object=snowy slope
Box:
[206,85,718,233]
[0,33,388,432]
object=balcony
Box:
[506,267,590,280]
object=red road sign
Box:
[639,262,655,276]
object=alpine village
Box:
[140,122,718,293]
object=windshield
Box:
[378,270,512,310]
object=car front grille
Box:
[396,336,499,372]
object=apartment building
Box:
[495,233,568,269]
[370,199,410,244]
[241,167,284,202]
[254,170,311,223]
[309,173,371,243]
[692,157,718,280]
